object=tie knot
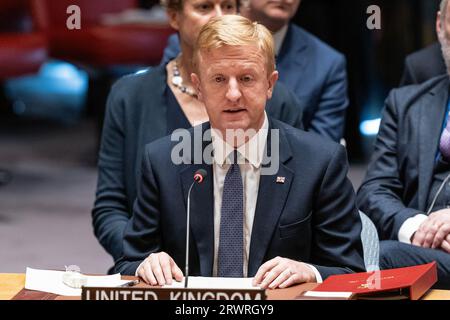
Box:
[228,150,240,165]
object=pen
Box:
[119,279,140,287]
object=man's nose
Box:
[226,78,242,101]
[213,4,223,17]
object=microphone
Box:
[185,169,207,288]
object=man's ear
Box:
[167,9,180,30]
[266,71,279,99]
[191,73,203,101]
[437,11,442,36]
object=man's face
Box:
[191,45,278,136]
[437,2,450,74]
[246,0,301,25]
[168,0,237,48]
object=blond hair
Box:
[194,15,276,75]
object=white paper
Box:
[164,277,261,290]
[25,267,130,296]
[302,291,353,299]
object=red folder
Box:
[302,262,437,300]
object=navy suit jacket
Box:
[92,64,304,263]
[357,75,449,240]
[114,118,365,279]
[161,24,349,142]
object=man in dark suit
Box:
[115,15,364,288]
[161,0,349,143]
[357,0,450,288]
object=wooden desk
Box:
[0,274,25,300]
[2,274,450,300]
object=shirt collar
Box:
[211,113,269,168]
[273,24,289,56]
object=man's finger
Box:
[143,260,158,286]
[442,239,450,253]
[422,224,438,248]
[159,254,174,285]
[268,268,292,289]
[150,255,166,285]
[260,263,286,289]
[137,264,149,285]
[253,257,280,285]
[432,224,450,249]
[279,274,300,289]
[171,259,184,282]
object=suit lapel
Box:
[179,124,214,276]
[248,121,293,276]
[418,80,449,211]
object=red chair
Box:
[30,0,174,67]
[0,33,47,79]
[0,0,47,80]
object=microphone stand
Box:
[185,180,196,288]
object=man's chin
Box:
[213,119,250,134]
[222,120,248,131]
[265,5,292,20]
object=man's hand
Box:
[411,209,450,249]
[137,252,183,286]
[252,257,316,289]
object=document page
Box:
[25,267,130,296]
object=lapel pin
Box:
[276,176,286,184]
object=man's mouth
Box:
[224,108,246,113]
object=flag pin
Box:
[276,176,286,184]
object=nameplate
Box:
[81,287,266,301]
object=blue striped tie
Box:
[218,151,244,277]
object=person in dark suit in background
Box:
[115,15,364,287]
[357,0,450,288]
[400,42,446,86]
[92,0,303,270]
[162,0,349,142]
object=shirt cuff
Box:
[305,264,323,283]
[398,214,428,244]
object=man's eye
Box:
[241,76,253,82]
[197,3,212,11]
[222,3,236,11]
[214,76,225,83]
